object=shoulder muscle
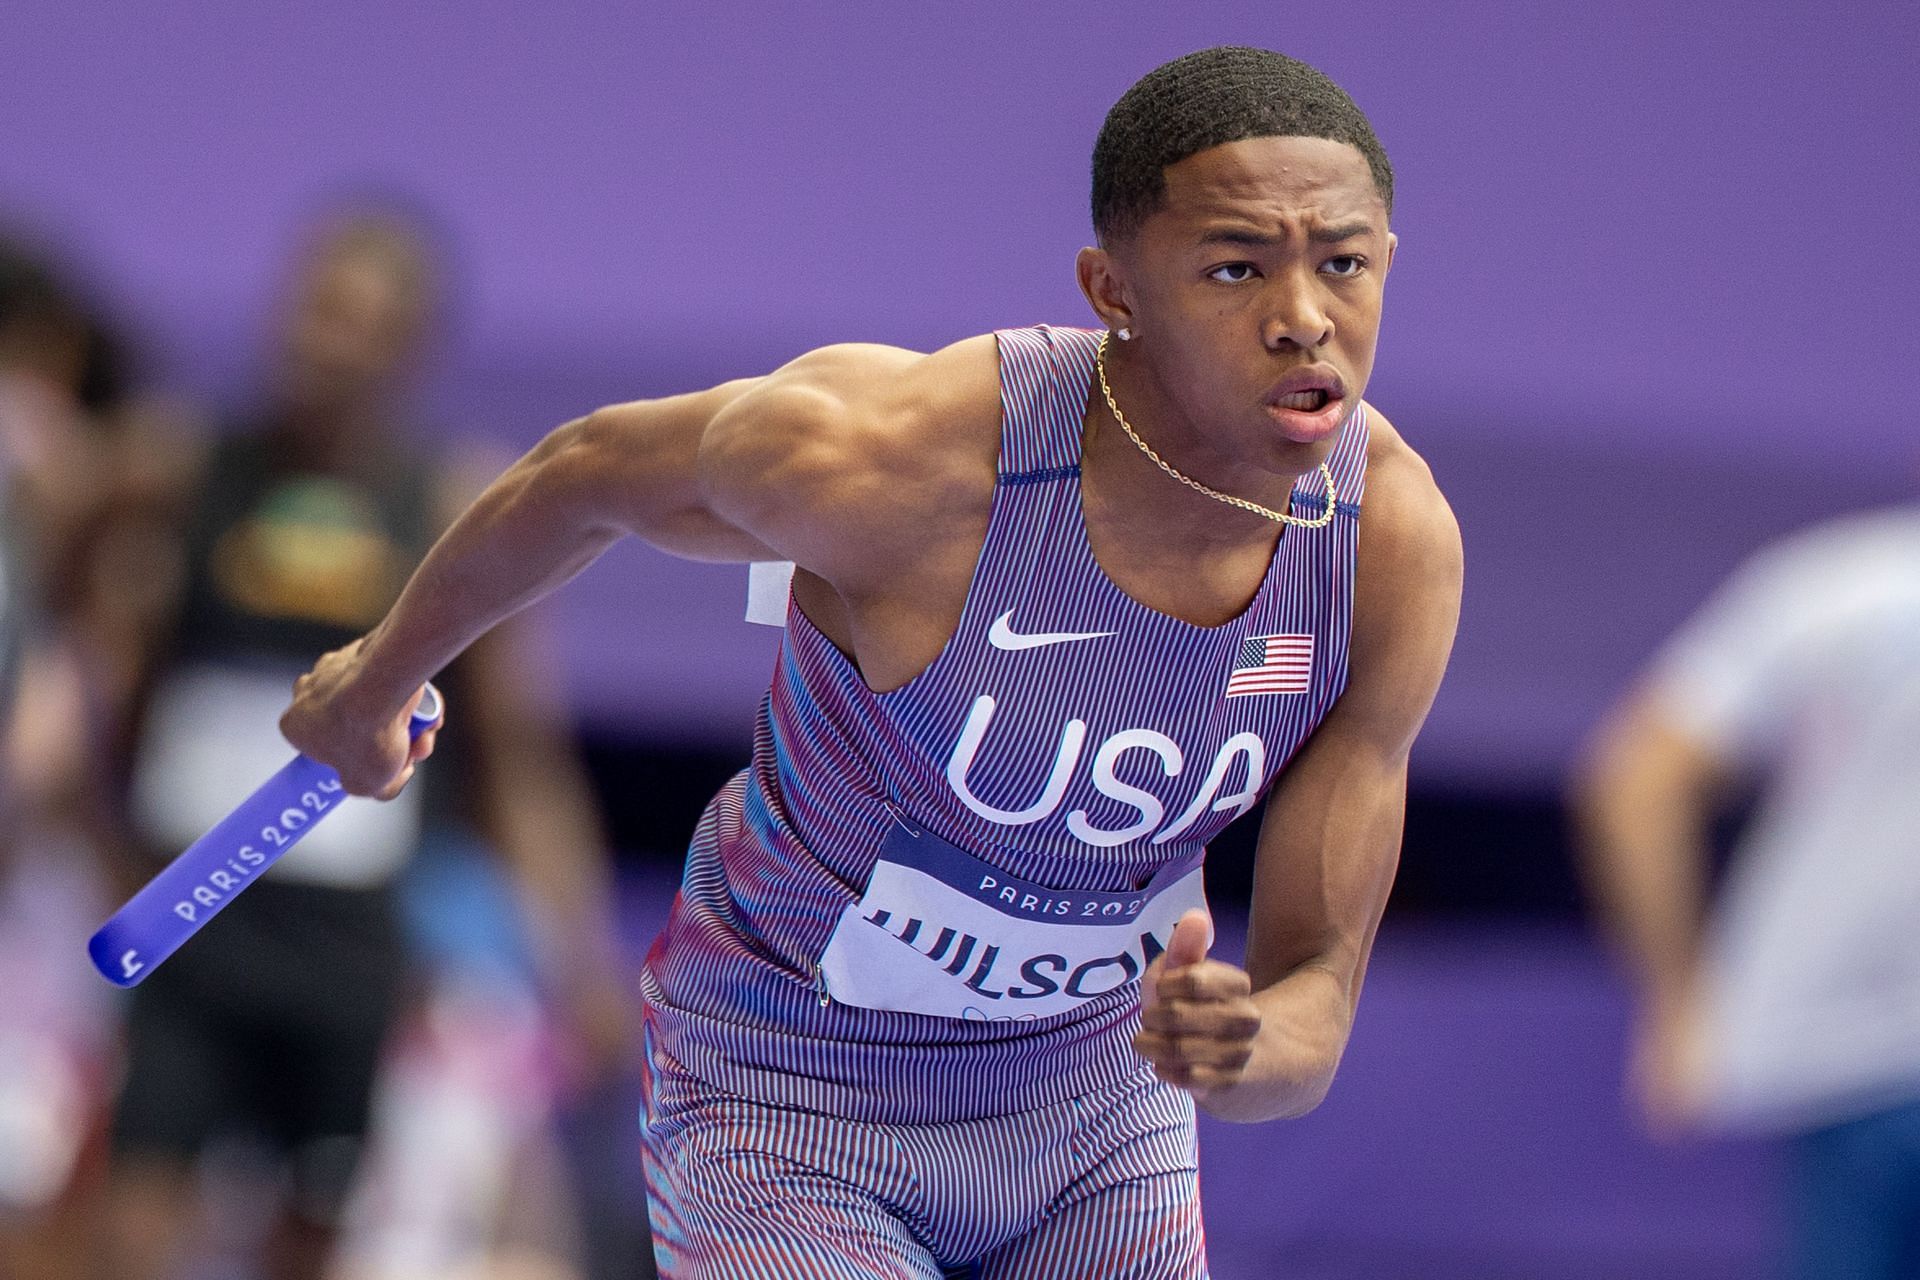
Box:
[698,336,1001,588]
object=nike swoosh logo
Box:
[987,610,1118,651]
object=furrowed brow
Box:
[1197,222,1376,249]
[1308,222,1374,245]
[1197,227,1279,249]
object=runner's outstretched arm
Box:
[281,335,999,798]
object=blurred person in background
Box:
[0,228,158,1280]
[96,200,639,1280]
[1576,502,1920,1279]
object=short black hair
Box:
[1091,46,1394,244]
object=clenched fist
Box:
[280,639,440,800]
[1134,908,1262,1100]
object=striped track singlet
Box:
[640,324,1368,1125]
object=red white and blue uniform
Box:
[640,325,1369,1278]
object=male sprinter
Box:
[284,46,1462,1280]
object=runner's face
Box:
[1114,136,1393,475]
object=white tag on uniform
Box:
[745,561,796,627]
[816,815,1207,1023]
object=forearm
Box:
[1201,960,1351,1123]
[352,421,625,711]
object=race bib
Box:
[816,815,1206,1022]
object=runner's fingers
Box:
[1134,1029,1256,1071]
[1139,956,1165,1010]
[372,762,415,802]
[1182,1062,1245,1092]
[1138,997,1261,1041]
[1171,1034,1255,1071]
[1141,1048,1248,1095]
[323,731,405,796]
[1149,1058,1192,1088]
[1153,1061,1196,1089]
[1179,1036,1255,1071]
[1151,962,1252,1004]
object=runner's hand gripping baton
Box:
[87,684,443,988]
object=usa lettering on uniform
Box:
[945,694,1266,846]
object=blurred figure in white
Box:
[1577,502,1920,1279]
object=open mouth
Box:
[1272,388,1334,413]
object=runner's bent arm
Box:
[1136,418,1462,1123]
[280,340,976,798]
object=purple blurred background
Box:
[12,3,1915,1275]
[8,0,1916,785]
[15,5,1920,1274]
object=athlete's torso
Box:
[642,325,1370,1123]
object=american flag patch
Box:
[1225,634,1314,698]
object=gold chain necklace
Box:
[1094,331,1337,529]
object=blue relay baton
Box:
[88,684,443,987]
